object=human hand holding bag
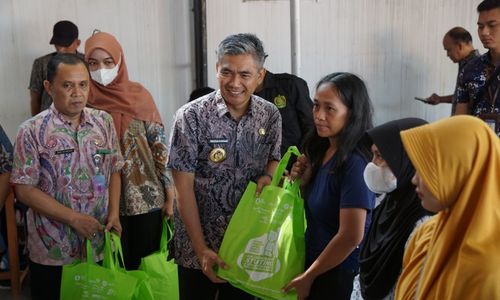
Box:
[60,233,138,299]
[216,146,306,300]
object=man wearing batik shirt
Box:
[168,33,282,300]
[425,27,479,115]
[11,54,123,300]
[455,0,500,136]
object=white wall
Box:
[0,0,193,140]
[206,0,484,125]
[0,0,487,139]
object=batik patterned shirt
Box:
[0,125,12,174]
[450,50,480,114]
[168,90,282,269]
[456,51,500,136]
[10,105,123,265]
[120,119,172,216]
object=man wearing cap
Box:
[28,20,83,116]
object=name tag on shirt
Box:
[209,139,228,144]
[55,148,75,155]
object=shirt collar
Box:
[49,104,93,128]
[459,49,480,69]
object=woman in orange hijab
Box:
[395,115,500,299]
[85,31,175,270]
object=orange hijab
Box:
[84,32,162,138]
[395,115,500,299]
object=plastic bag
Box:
[139,218,179,300]
[217,146,306,300]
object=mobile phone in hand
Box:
[414,97,428,103]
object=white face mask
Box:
[90,62,120,86]
[363,162,397,194]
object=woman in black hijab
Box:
[354,118,432,300]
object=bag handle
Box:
[160,218,174,253]
[110,232,127,271]
[271,146,301,187]
[102,231,114,269]
[102,231,127,271]
[282,177,306,242]
[86,239,95,264]
[283,177,301,197]
[102,231,114,268]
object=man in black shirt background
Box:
[255,70,314,154]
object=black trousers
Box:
[29,260,63,300]
[307,266,356,300]
[177,265,255,300]
[120,209,163,270]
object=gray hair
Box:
[216,33,267,68]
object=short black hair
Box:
[478,0,500,12]
[47,53,88,83]
[446,27,473,44]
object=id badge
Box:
[478,113,500,133]
[485,119,497,132]
[92,174,107,195]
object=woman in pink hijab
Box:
[85,31,174,270]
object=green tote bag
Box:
[139,218,179,300]
[60,235,138,299]
[217,146,306,300]
[105,232,155,300]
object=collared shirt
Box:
[10,105,123,265]
[120,119,172,216]
[167,90,282,269]
[0,125,12,174]
[456,51,500,136]
[451,50,480,114]
[254,71,314,154]
[28,51,85,113]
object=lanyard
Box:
[487,83,500,113]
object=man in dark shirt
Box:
[255,70,314,154]
[28,20,83,116]
[425,27,479,115]
[455,0,500,136]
